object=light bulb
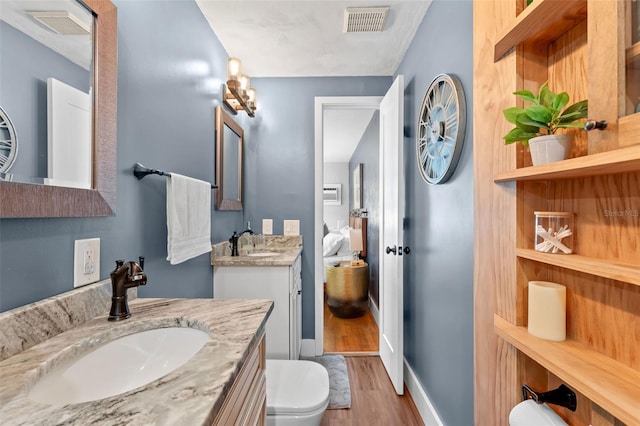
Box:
[227,57,241,81]
[247,88,256,109]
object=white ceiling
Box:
[196,0,431,161]
[195,0,431,77]
[0,0,92,70]
[323,109,376,162]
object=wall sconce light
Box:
[224,57,256,117]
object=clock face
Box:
[417,74,466,185]
[0,107,18,174]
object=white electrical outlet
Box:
[262,219,273,235]
[74,238,100,288]
[283,220,300,236]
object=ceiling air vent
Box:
[27,11,91,35]
[343,7,389,33]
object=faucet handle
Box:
[127,261,147,284]
[138,256,145,270]
[115,259,124,268]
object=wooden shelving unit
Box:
[516,249,640,287]
[493,0,587,62]
[495,315,640,426]
[476,1,640,424]
[494,144,640,182]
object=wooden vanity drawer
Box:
[213,332,266,426]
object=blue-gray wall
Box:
[241,77,391,339]
[0,0,243,311]
[0,1,475,424]
[0,21,90,179]
[397,1,474,424]
[349,112,380,306]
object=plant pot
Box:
[528,134,572,166]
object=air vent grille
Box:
[343,7,389,33]
[28,11,90,35]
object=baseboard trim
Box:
[301,339,316,357]
[369,296,379,326]
[404,358,444,426]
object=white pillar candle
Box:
[528,281,566,341]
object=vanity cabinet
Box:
[474,1,640,425]
[214,255,302,360]
[213,332,266,426]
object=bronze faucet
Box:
[229,227,254,256]
[108,258,147,321]
[229,231,241,256]
[229,222,254,256]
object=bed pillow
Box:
[336,227,354,256]
[339,226,351,239]
[323,232,344,256]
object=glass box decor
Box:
[534,211,574,254]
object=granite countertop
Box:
[211,235,302,267]
[0,297,273,426]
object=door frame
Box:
[313,96,383,356]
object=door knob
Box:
[386,245,397,255]
[584,120,607,131]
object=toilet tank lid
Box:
[266,360,330,415]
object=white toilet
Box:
[265,359,330,426]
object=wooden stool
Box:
[326,261,369,318]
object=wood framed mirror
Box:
[215,106,243,211]
[0,0,117,218]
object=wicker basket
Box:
[326,261,369,318]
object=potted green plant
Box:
[503,83,588,165]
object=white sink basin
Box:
[247,252,278,257]
[28,327,209,405]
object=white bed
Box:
[322,216,367,282]
[322,226,353,281]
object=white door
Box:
[379,75,405,395]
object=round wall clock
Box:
[0,107,18,173]
[416,74,466,185]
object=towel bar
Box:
[133,163,217,189]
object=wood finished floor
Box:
[321,299,423,424]
[320,356,424,425]
[323,299,379,353]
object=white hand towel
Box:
[166,173,212,265]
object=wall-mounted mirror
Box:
[215,106,243,211]
[0,0,117,218]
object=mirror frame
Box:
[215,106,243,211]
[0,0,117,218]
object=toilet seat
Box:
[266,360,329,416]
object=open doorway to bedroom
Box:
[320,102,380,355]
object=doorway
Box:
[315,76,405,393]
[314,96,382,356]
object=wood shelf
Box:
[627,41,640,68]
[494,315,640,426]
[516,249,640,287]
[494,144,640,182]
[494,0,587,62]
